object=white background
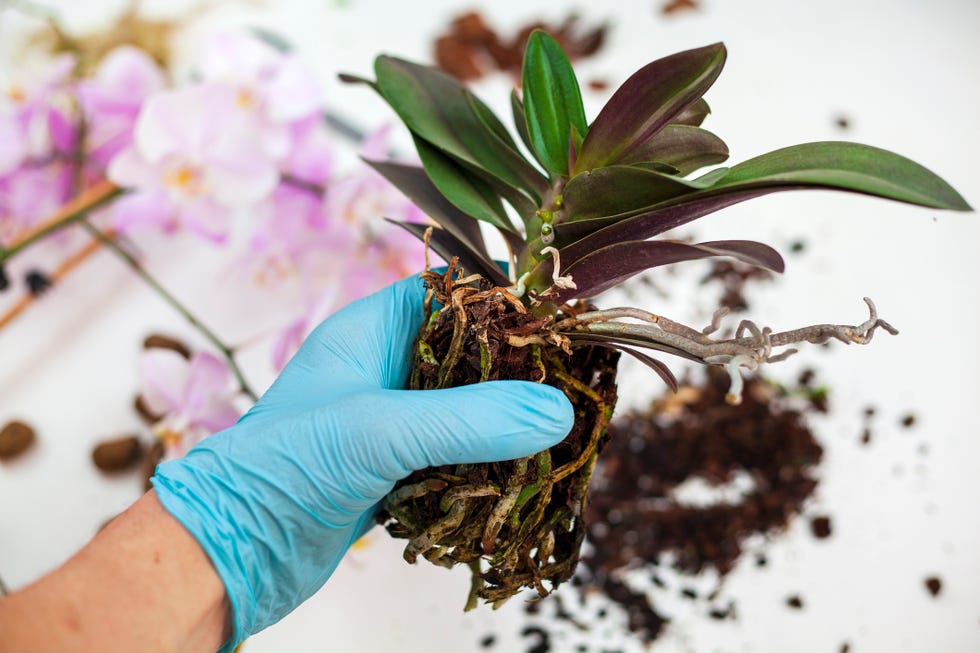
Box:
[1,0,978,651]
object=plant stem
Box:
[0,180,121,264]
[80,221,259,402]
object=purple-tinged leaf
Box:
[574,43,726,173]
[672,98,711,127]
[569,339,679,390]
[557,140,971,264]
[613,125,729,176]
[388,220,509,287]
[561,165,697,221]
[366,159,489,257]
[696,239,785,273]
[565,332,702,363]
[551,239,779,300]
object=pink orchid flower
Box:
[0,53,76,175]
[198,31,323,159]
[107,83,279,241]
[77,45,167,169]
[140,348,242,458]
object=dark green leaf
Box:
[551,239,781,300]
[558,141,971,264]
[388,220,509,286]
[510,90,550,172]
[574,43,727,172]
[366,159,489,257]
[414,137,516,233]
[522,30,588,175]
[613,125,729,176]
[374,56,548,200]
[717,141,972,210]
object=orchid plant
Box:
[345,31,971,606]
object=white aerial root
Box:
[560,297,897,405]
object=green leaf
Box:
[374,56,547,201]
[574,43,727,173]
[414,136,517,233]
[716,141,972,210]
[556,141,971,267]
[613,125,729,176]
[521,30,588,175]
[510,90,550,172]
[365,159,490,257]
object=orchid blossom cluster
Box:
[1,30,426,455]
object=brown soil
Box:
[433,11,606,83]
[92,435,144,472]
[509,366,827,647]
[377,266,620,606]
[0,420,37,461]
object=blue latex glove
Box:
[151,274,574,651]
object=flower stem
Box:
[0,180,121,264]
[80,221,259,402]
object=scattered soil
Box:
[134,394,165,424]
[700,260,773,312]
[661,0,700,15]
[810,515,833,539]
[433,11,607,82]
[142,439,165,491]
[835,115,851,130]
[143,333,191,359]
[92,435,144,472]
[924,576,942,597]
[0,420,37,461]
[24,269,52,296]
[786,594,805,610]
[900,413,917,429]
[515,365,827,646]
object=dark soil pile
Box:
[502,365,828,649]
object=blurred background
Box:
[1,0,978,651]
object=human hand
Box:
[151,273,574,652]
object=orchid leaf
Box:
[374,56,548,200]
[716,141,972,210]
[366,159,489,257]
[510,90,549,173]
[558,141,971,264]
[568,340,679,390]
[574,43,727,173]
[614,125,729,176]
[672,98,711,127]
[414,136,516,233]
[522,30,588,176]
[551,239,782,300]
[388,220,509,286]
[561,165,699,221]
[565,332,701,363]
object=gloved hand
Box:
[151,273,574,652]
